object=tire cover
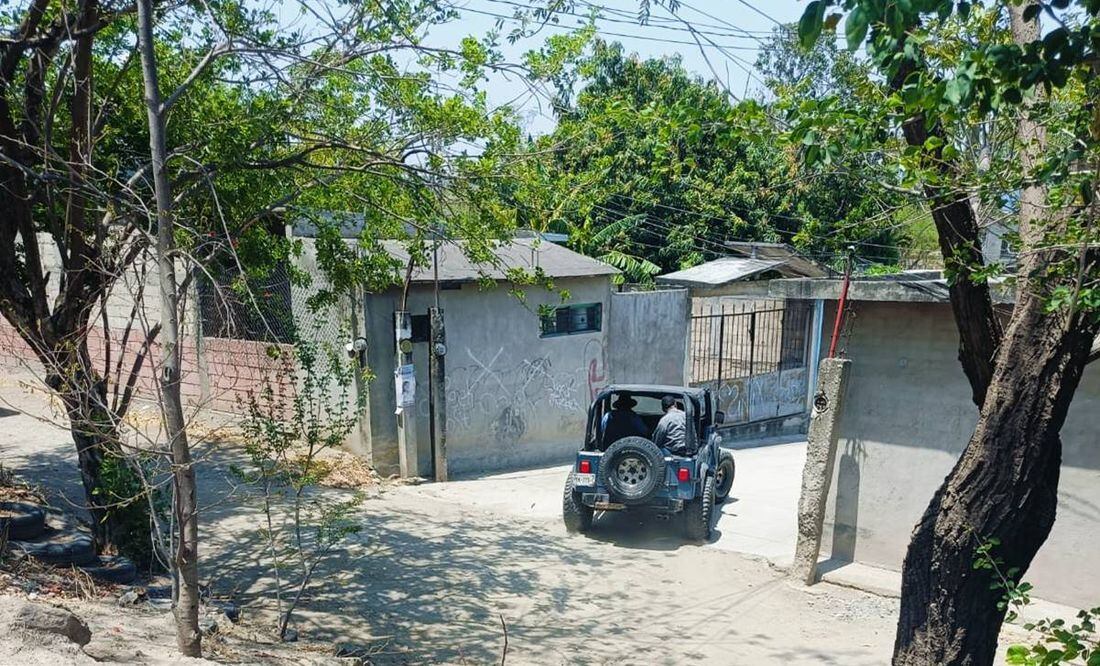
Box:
[599,436,666,505]
[0,501,46,541]
[11,527,97,566]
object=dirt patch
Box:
[0,463,46,506]
[310,449,381,489]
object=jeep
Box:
[562,384,735,540]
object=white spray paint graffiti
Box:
[444,341,606,447]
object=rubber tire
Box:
[10,527,97,566]
[714,450,735,502]
[684,476,715,542]
[598,436,666,505]
[562,472,593,533]
[0,501,46,540]
[80,555,138,584]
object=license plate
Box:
[573,473,595,487]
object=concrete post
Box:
[791,357,851,585]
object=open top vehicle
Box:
[563,384,735,541]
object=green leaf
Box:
[1006,644,1029,664]
[846,6,869,52]
[799,1,826,49]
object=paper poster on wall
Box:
[395,364,416,407]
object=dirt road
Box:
[1,376,904,664]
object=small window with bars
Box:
[540,303,602,337]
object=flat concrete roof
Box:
[380,238,619,283]
[768,272,1015,304]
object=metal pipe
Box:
[827,249,855,358]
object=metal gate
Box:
[689,299,814,425]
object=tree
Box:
[504,39,907,281]
[794,1,1100,663]
[134,0,200,651]
[0,0,547,651]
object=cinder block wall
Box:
[818,299,1100,609]
[0,233,290,416]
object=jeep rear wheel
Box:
[598,436,665,505]
[684,476,715,542]
[562,472,593,533]
[715,450,735,502]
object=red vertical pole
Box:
[827,253,854,359]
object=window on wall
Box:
[540,303,602,337]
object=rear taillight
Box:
[578,460,592,474]
[677,467,690,482]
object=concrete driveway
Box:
[409,440,806,561]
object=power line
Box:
[460,4,768,51]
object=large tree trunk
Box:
[136,0,201,654]
[892,4,1098,663]
[44,347,119,549]
[894,284,1100,664]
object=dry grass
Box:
[309,449,380,489]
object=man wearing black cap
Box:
[600,393,648,445]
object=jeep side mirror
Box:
[716,411,726,424]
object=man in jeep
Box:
[600,393,648,445]
[653,395,688,454]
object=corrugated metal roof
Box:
[655,257,786,288]
[381,238,619,283]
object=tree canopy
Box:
[500,38,910,282]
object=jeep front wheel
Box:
[684,476,715,542]
[562,472,593,533]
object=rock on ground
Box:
[12,601,91,646]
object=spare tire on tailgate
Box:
[599,436,666,505]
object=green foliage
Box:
[235,331,365,639]
[1007,610,1100,665]
[503,39,906,283]
[96,453,168,570]
[796,0,1100,309]
[974,537,1100,664]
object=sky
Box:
[432,0,816,135]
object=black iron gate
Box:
[690,299,814,424]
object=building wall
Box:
[817,299,1100,609]
[0,233,288,415]
[607,289,690,386]
[365,276,612,476]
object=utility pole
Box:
[428,228,448,481]
[394,309,418,477]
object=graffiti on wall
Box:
[444,340,607,447]
[694,367,808,425]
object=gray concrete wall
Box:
[365,276,612,476]
[816,299,1100,609]
[607,289,690,385]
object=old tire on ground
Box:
[714,450,735,502]
[684,476,715,542]
[599,436,666,505]
[562,472,593,533]
[10,527,97,567]
[79,555,137,584]
[0,501,46,540]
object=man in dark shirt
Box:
[653,395,687,454]
[600,394,648,445]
